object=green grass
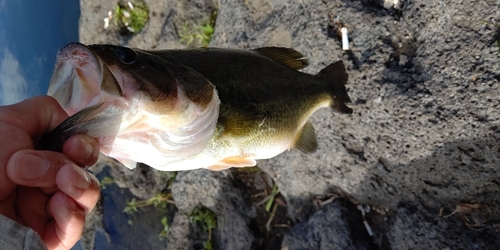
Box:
[265,183,280,212]
[189,206,217,250]
[179,9,217,47]
[123,192,175,239]
[115,1,149,34]
[159,216,170,239]
[99,176,114,189]
[123,192,174,214]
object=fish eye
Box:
[113,47,137,64]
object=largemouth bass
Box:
[40,43,352,171]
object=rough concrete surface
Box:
[76,0,500,249]
[281,199,377,250]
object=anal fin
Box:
[292,121,318,153]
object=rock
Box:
[213,0,500,248]
[78,0,500,249]
[79,0,217,49]
[171,170,256,250]
[380,200,500,249]
[282,199,377,250]
[92,166,174,249]
[166,213,191,250]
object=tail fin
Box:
[317,61,353,114]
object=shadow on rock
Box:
[92,166,176,249]
[263,133,500,249]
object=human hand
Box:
[0,96,101,250]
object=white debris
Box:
[363,220,374,236]
[104,18,110,29]
[122,10,131,18]
[357,204,374,236]
[383,0,401,9]
[341,27,349,50]
[103,11,113,29]
[393,0,400,9]
[399,54,408,66]
[383,0,393,9]
[128,1,134,10]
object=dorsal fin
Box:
[252,47,309,70]
[292,121,318,153]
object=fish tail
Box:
[316,61,353,114]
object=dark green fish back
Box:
[143,47,350,114]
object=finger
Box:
[0,96,68,200]
[56,164,100,214]
[15,186,50,237]
[0,125,29,200]
[0,96,68,138]
[43,192,85,250]
[6,149,71,188]
[62,135,100,167]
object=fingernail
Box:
[15,153,48,180]
[64,194,79,212]
[72,165,91,189]
[78,137,97,160]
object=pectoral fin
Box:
[292,121,318,153]
[208,156,257,171]
[116,158,138,169]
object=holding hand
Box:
[0,96,101,250]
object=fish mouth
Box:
[47,42,123,116]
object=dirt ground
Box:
[75,0,500,249]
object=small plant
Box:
[115,1,149,35]
[123,192,174,214]
[99,176,114,189]
[265,183,280,212]
[189,206,217,250]
[179,9,217,47]
[159,216,170,239]
[254,180,281,231]
[162,171,178,189]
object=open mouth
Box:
[47,43,122,116]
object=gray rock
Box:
[282,199,377,250]
[92,166,174,250]
[171,170,256,250]
[166,213,191,250]
[378,200,500,249]
[78,0,500,249]
[80,0,217,49]
[213,0,500,248]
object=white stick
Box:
[363,220,374,236]
[341,27,349,50]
